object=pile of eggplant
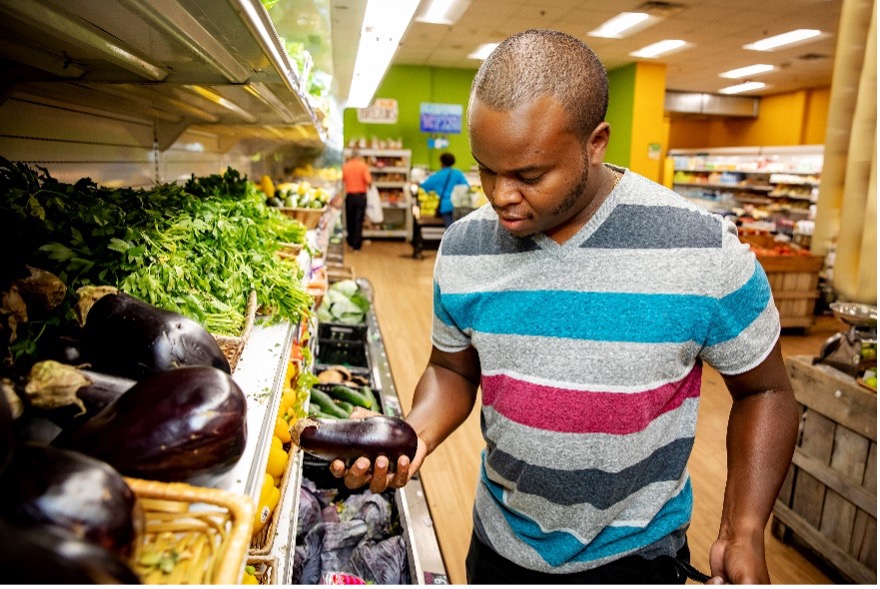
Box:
[1,283,249,582]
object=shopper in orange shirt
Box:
[341,149,373,251]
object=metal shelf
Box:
[0,0,325,151]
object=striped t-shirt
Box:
[431,166,780,573]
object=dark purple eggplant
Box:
[23,360,136,428]
[77,286,230,379]
[0,519,141,584]
[292,416,418,472]
[0,443,143,559]
[53,366,247,485]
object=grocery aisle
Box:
[347,239,839,585]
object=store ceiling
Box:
[390,0,843,97]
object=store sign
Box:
[357,99,398,124]
[419,103,462,134]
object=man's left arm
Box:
[710,338,799,584]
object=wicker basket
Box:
[327,265,355,284]
[213,290,258,373]
[276,242,304,260]
[249,445,298,555]
[280,206,327,230]
[247,555,278,585]
[126,477,254,585]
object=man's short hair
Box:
[469,29,609,138]
[440,153,456,167]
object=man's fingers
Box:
[329,459,346,478]
[370,456,390,493]
[392,456,410,488]
[344,457,372,489]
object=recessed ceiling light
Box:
[415,0,471,25]
[467,43,499,60]
[630,39,689,58]
[719,64,774,78]
[719,81,766,94]
[588,12,660,39]
[744,29,824,51]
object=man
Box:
[341,149,372,251]
[333,29,798,584]
[419,152,470,228]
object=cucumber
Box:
[334,400,355,415]
[329,385,373,409]
[309,389,348,419]
[360,386,380,412]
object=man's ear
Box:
[587,122,611,164]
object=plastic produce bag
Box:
[366,185,384,224]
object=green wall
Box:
[343,65,478,171]
[605,64,636,168]
[344,63,640,172]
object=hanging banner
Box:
[420,103,463,134]
[357,99,398,124]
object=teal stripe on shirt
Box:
[435,260,769,345]
[481,465,693,567]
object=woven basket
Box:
[280,206,327,230]
[247,555,278,585]
[126,477,254,585]
[327,265,355,284]
[277,242,304,260]
[249,445,298,555]
[213,290,258,373]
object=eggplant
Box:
[0,443,143,559]
[53,366,247,485]
[77,286,230,379]
[292,416,418,472]
[23,360,136,428]
[0,519,141,584]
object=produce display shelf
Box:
[217,319,299,503]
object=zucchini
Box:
[309,389,348,419]
[329,385,372,409]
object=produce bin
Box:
[319,321,368,342]
[772,356,876,584]
[279,206,328,230]
[741,235,825,329]
[126,477,254,585]
[212,290,258,373]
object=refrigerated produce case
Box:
[0,0,447,584]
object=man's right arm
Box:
[334,345,480,491]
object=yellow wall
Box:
[667,87,830,149]
[629,62,667,181]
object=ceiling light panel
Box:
[415,0,471,25]
[630,39,689,58]
[719,64,774,78]
[467,43,499,61]
[744,29,825,51]
[719,81,766,94]
[588,12,661,39]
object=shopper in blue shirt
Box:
[420,152,470,228]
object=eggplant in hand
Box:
[77,286,230,380]
[53,366,247,485]
[292,416,418,472]
[0,443,143,559]
[0,519,141,584]
[24,360,136,428]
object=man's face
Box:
[468,95,607,240]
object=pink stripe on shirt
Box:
[481,365,702,434]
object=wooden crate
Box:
[772,356,877,584]
[742,235,825,329]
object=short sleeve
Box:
[699,222,781,375]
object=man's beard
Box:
[550,147,590,218]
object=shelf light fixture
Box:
[719,81,766,94]
[183,85,257,123]
[630,40,689,58]
[589,12,660,39]
[415,0,471,25]
[467,43,499,61]
[347,0,420,109]
[744,29,825,51]
[719,64,775,78]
